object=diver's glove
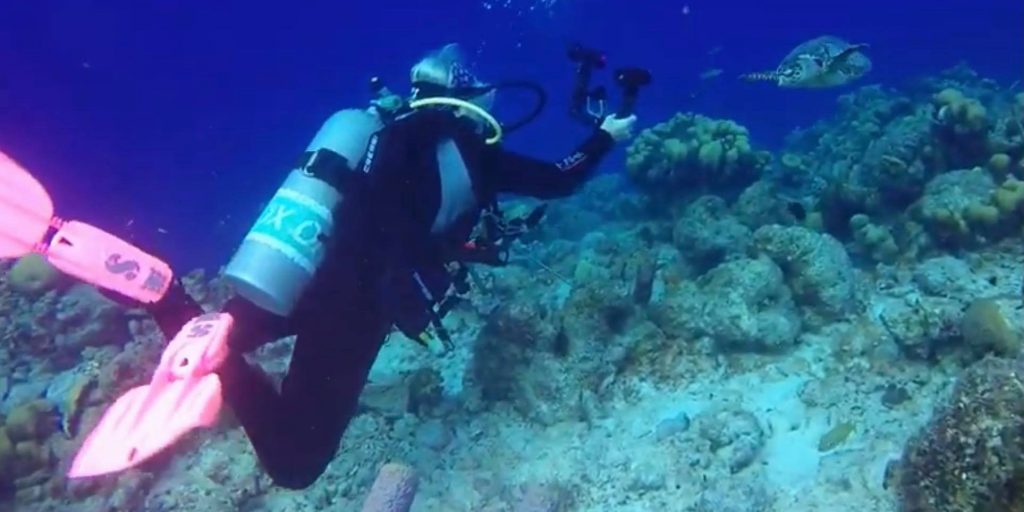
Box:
[599,114,638,142]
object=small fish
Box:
[157,228,168,234]
[700,68,723,80]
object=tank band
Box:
[295,148,354,189]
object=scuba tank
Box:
[223,108,383,316]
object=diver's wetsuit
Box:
[143,108,614,489]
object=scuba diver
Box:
[84,43,648,489]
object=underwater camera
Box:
[568,42,651,125]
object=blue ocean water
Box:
[0,0,1021,271]
[2,2,1024,510]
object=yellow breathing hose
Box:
[408,97,503,145]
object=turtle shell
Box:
[777,35,871,88]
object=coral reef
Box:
[890,356,1024,512]
[626,112,772,196]
[672,195,752,271]
[695,256,802,352]
[770,64,1024,263]
[850,213,900,263]
[0,63,1021,512]
[5,255,61,296]
[0,399,57,500]
[753,224,860,323]
[960,297,1021,357]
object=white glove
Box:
[600,114,638,142]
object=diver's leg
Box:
[217,183,393,488]
[141,281,290,351]
[146,281,204,338]
[98,279,204,339]
[218,294,390,489]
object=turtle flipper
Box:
[826,43,870,70]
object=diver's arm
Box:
[484,128,615,199]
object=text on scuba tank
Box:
[255,201,323,247]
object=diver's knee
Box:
[264,453,334,490]
[222,296,288,353]
[268,469,322,490]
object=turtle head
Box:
[776,55,825,87]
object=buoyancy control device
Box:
[220,74,547,319]
[223,109,382,316]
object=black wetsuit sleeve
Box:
[482,128,615,199]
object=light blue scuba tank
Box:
[223,108,383,316]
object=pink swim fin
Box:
[68,312,234,478]
[0,151,54,258]
[0,150,173,303]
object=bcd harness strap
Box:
[294,148,358,189]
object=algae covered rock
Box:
[692,478,774,512]
[753,224,859,322]
[3,399,55,443]
[469,287,624,425]
[470,300,560,404]
[672,196,752,271]
[878,294,963,360]
[912,255,987,298]
[694,405,765,474]
[50,284,130,361]
[914,167,997,246]
[0,399,56,497]
[5,254,61,295]
[960,297,1022,357]
[890,356,1024,511]
[849,213,900,263]
[696,256,801,352]
[732,180,802,230]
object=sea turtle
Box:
[741,35,871,88]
